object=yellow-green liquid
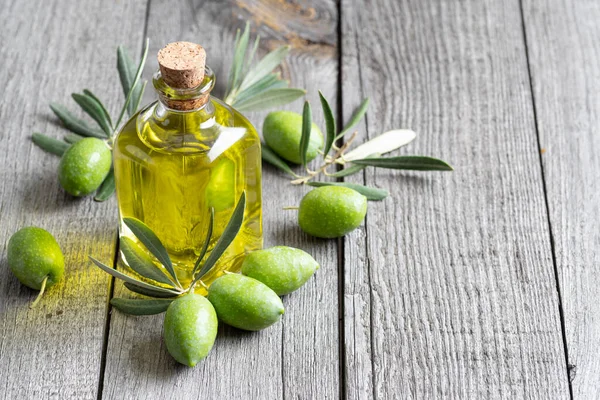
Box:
[113,97,262,291]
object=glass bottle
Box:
[113,42,263,290]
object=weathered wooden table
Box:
[1,0,598,399]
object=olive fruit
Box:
[298,186,367,239]
[163,293,218,367]
[58,137,112,197]
[263,111,324,164]
[7,227,64,296]
[207,274,284,331]
[241,247,319,295]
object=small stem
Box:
[290,131,359,185]
[30,276,48,309]
[199,280,209,290]
[222,270,235,275]
[283,206,300,210]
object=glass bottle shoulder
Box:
[114,97,259,163]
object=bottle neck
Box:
[153,66,215,112]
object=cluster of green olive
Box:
[5,228,318,367]
[165,247,318,367]
[263,111,368,239]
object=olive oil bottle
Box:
[113,42,263,289]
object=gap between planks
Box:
[517,1,573,398]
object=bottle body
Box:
[113,95,263,289]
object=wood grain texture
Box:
[0,0,147,399]
[101,1,340,399]
[341,0,570,398]
[522,0,600,397]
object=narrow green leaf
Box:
[64,133,85,144]
[88,256,182,297]
[261,144,297,177]
[117,45,143,116]
[299,101,312,166]
[319,91,336,156]
[117,45,135,96]
[130,80,147,116]
[31,133,70,156]
[72,93,113,136]
[243,35,261,77]
[111,298,173,315]
[327,164,366,178]
[231,22,250,92]
[225,28,242,100]
[232,73,286,106]
[234,88,306,112]
[120,237,176,287]
[307,181,389,201]
[336,97,369,140]
[83,89,114,129]
[123,282,181,299]
[93,169,115,202]
[116,38,149,128]
[191,208,214,280]
[239,46,290,92]
[352,156,453,171]
[194,192,247,282]
[49,103,106,138]
[122,217,178,285]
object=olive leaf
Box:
[93,169,115,202]
[49,103,107,138]
[190,208,215,280]
[319,91,336,156]
[299,101,312,167]
[352,155,453,171]
[223,22,304,110]
[336,97,369,140]
[343,130,416,162]
[307,181,389,201]
[117,45,145,117]
[31,133,70,156]
[193,192,247,284]
[233,88,306,113]
[261,144,298,177]
[72,90,113,135]
[120,236,178,287]
[88,256,182,297]
[232,75,288,106]
[238,46,290,92]
[122,217,179,286]
[123,282,181,298]
[131,81,147,116]
[227,23,250,98]
[327,164,366,178]
[64,133,85,144]
[115,38,149,128]
[111,298,173,315]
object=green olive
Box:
[58,137,112,197]
[298,186,367,239]
[263,111,324,164]
[241,246,319,295]
[207,274,284,331]
[163,293,218,367]
[7,227,64,291]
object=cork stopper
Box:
[158,42,206,89]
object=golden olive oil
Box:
[113,47,262,290]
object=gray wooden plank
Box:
[341,0,570,398]
[0,1,147,399]
[101,1,340,399]
[522,0,600,397]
